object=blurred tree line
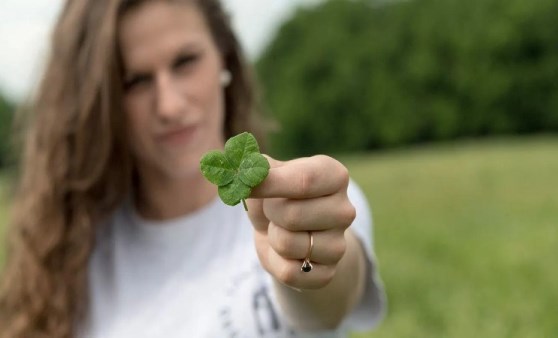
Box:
[256,0,558,158]
[0,92,15,169]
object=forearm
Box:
[272,229,367,331]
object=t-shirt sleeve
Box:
[341,179,387,331]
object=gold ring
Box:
[301,231,314,273]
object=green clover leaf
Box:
[200,132,270,211]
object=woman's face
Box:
[119,0,226,181]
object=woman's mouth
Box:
[156,126,197,146]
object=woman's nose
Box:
[155,73,185,121]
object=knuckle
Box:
[337,203,356,228]
[338,166,350,187]
[272,230,297,257]
[257,246,272,274]
[276,264,298,286]
[314,154,331,165]
[329,237,347,262]
[323,267,336,285]
[317,155,349,185]
[343,203,357,225]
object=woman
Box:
[0,0,385,337]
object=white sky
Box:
[0,0,320,101]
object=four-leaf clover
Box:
[200,132,270,210]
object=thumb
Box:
[249,154,285,198]
[246,154,284,232]
[262,154,285,169]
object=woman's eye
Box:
[173,54,199,71]
[124,74,151,91]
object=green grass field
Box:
[344,136,558,338]
[0,137,556,337]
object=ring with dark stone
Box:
[301,259,313,273]
[301,231,314,273]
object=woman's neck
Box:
[134,169,217,221]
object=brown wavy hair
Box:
[0,0,263,336]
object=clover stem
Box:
[242,199,248,211]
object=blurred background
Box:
[1,0,557,337]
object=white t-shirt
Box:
[80,181,385,338]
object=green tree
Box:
[256,0,558,157]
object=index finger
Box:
[249,155,349,199]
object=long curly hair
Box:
[0,0,263,336]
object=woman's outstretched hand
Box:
[246,155,357,290]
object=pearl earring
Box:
[220,70,232,87]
